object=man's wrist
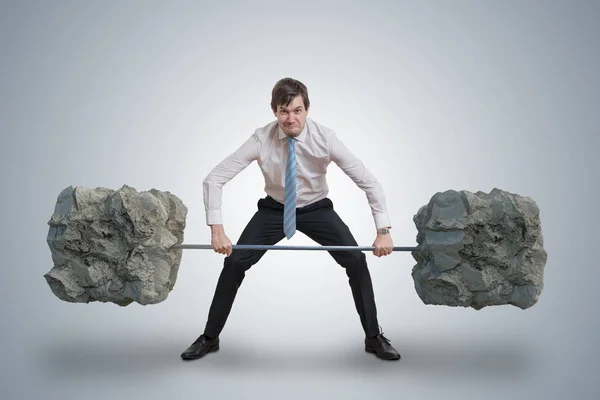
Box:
[377,227,391,235]
[210,224,225,236]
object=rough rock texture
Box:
[411,188,547,310]
[44,185,187,306]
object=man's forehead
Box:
[277,99,305,110]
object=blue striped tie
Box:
[284,137,297,239]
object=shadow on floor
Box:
[33,334,539,381]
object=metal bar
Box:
[173,244,421,252]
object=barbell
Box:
[44,185,547,310]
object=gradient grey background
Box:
[1,1,598,399]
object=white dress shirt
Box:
[202,118,392,230]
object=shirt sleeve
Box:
[203,133,260,225]
[328,131,392,230]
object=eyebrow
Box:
[278,106,303,111]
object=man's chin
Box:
[282,128,301,136]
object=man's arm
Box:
[203,132,260,227]
[328,131,391,231]
[329,131,393,257]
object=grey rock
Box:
[411,188,547,310]
[44,185,187,306]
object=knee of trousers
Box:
[336,251,367,270]
[223,251,258,274]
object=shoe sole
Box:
[181,344,220,360]
[365,345,401,360]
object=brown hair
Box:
[271,78,310,112]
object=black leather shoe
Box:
[365,333,401,360]
[180,334,219,360]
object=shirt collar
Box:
[277,121,307,142]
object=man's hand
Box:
[210,224,232,256]
[372,232,393,257]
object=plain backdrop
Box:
[1,1,598,399]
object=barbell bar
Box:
[173,244,422,252]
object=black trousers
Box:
[203,196,380,338]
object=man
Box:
[180,77,401,361]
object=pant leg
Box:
[296,198,380,338]
[203,197,286,338]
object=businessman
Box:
[181,77,401,361]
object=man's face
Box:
[274,95,309,137]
